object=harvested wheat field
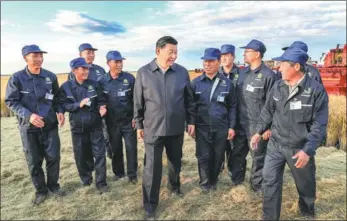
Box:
[1,116,346,220]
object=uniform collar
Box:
[200,72,220,81]
[279,72,309,90]
[149,58,176,73]
[244,61,264,74]
[106,71,124,82]
[71,78,90,89]
[219,64,238,76]
[25,66,48,79]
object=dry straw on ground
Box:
[1,116,346,220]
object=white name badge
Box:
[290,101,302,110]
[86,99,92,106]
[246,84,254,92]
[45,93,54,100]
[217,95,225,102]
[118,91,126,97]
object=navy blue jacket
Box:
[5,67,62,132]
[255,74,329,156]
[192,73,236,132]
[235,62,277,136]
[218,64,241,86]
[99,71,135,126]
[58,79,106,133]
[67,63,106,81]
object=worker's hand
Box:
[80,98,90,108]
[137,129,144,140]
[187,124,195,138]
[57,113,65,128]
[132,120,136,129]
[227,128,235,140]
[250,133,261,150]
[292,150,310,168]
[262,129,272,141]
[99,105,107,117]
[30,113,45,128]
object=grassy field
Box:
[1,116,346,220]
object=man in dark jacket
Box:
[251,47,329,220]
[231,39,277,192]
[5,45,65,205]
[134,36,196,219]
[59,57,108,194]
[99,50,138,184]
[218,44,241,177]
[192,48,236,192]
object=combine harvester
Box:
[318,44,347,96]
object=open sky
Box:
[1,1,346,74]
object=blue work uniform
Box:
[232,62,277,190]
[192,73,236,188]
[99,72,137,180]
[58,79,107,188]
[256,74,328,220]
[5,67,62,196]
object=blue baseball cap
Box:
[221,44,235,55]
[272,47,309,66]
[282,41,308,53]
[22,45,47,56]
[240,39,266,54]
[78,43,98,52]
[201,48,221,60]
[70,57,91,69]
[106,50,126,61]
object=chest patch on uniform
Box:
[45,77,52,84]
[123,79,129,85]
[234,74,239,80]
[257,73,262,79]
[88,85,94,92]
[96,70,100,73]
[308,72,312,77]
[220,80,227,87]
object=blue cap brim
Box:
[272,56,286,61]
[107,57,126,61]
[72,64,92,69]
[239,46,248,49]
[201,56,219,60]
[282,47,289,51]
[24,50,47,56]
[80,48,98,52]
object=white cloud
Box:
[1,1,346,74]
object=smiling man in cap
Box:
[67,43,112,162]
[230,39,278,193]
[59,57,108,194]
[192,48,236,193]
[5,44,66,205]
[99,51,138,184]
[250,47,328,220]
[281,41,322,84]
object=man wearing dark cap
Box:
[5,45,65,205]
[219,44,241,178]
[250,47,328,220]
[67,43,112,162]
[99,51,138,184]
[231,39,277,192]
[134,36,196,219]
[59,57,108,194]
[192,48,236,193]
[281,41,322,84]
